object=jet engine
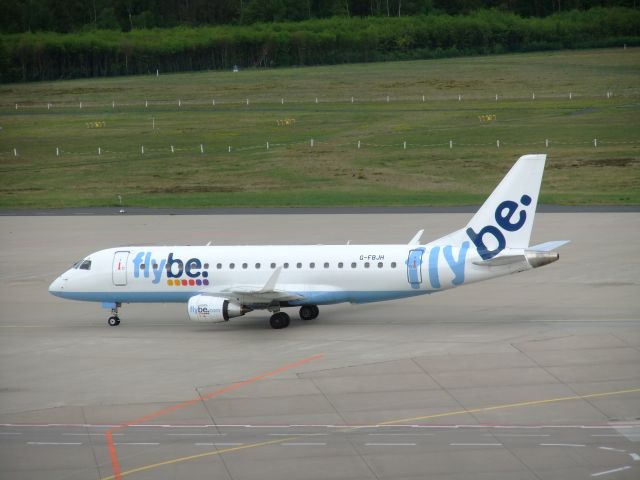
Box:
[187,295,244,323]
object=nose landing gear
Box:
[107,303,122,326]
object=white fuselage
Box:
[49,240,531,307]
[48,155,564,328]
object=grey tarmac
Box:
[0,212,638,480]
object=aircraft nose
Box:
[48,276,66,297]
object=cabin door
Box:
[406,248,425,289]
[112,251,129,286]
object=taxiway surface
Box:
[1,212,639,480]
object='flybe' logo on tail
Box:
[466,195,531,260]
[132,252,210,286]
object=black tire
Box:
[300,305,319,321]
[269,312,290,329]
[108,316,120,327]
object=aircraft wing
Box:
[206,266,304,304]
[221,288,304,303]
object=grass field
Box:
[0,48,639,209]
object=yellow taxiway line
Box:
[102,386,640,479]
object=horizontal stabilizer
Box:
[473,250,560,269]
[473,255,526,267]
[529,240,570,251]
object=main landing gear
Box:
[269,312,290,329]
[299,305,319,321]
[107,303,121,326]
[268,305,320,329]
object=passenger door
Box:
[406,248,425,289]
[112,251,129,286]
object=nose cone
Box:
[48,276,66,297]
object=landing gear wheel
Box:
[108,316,120,327]
[269,312,290,329]
[299,305,319,321]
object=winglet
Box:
[259,266,282,293]
[409,229,424,245]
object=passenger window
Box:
[378,262,383,268]
[140,264,146,270]
[284,263,289,269]
[79,260,92,270]
[271,263,276,269]
[391,262,397,268]
[338,262,343,268]
[229,263,235,269]
[364,262,370,268]
[217,263,222,269]
[204,263,209,269]
[255,263,261,269]
[152,263,158,270]
[351,262,357,268]
[296,262,302,269]
[309,262,315,269]
[242,263,248,269]
[324,262,329,268]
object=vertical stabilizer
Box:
[465,154,546,250]
[436,154,546,258]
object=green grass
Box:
[0,48,639,209]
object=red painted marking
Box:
[105,430,122,480]
[105,353,323,480]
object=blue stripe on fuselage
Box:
[50,289,432,305]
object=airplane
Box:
[49,154,568,329]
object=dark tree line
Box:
[1,0,638,33]
[2,8,638,82]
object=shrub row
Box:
[1,8,638,83]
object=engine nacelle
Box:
[187,295,244,323]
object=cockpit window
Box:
[72,261,81,269]
[79,260,92,270]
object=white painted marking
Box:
[486,433,550,437]
[167,433,226,437]
[450,443,502,446]
[630,453,640,461]
[281,443,327,446]
[27,442,82,446]
[129,424,171,428]
[365,443,417,446]
[194,442,243,446]
[540,443,586,447]
[114,442,160,446]
[599,446,626,453]
[591,466,631,477]
[244,425,284,428]
[269,433,327,437]
[0,432,22,435]
[592,434,623,437]
[63,433,122,436]
[368,433,435,436]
